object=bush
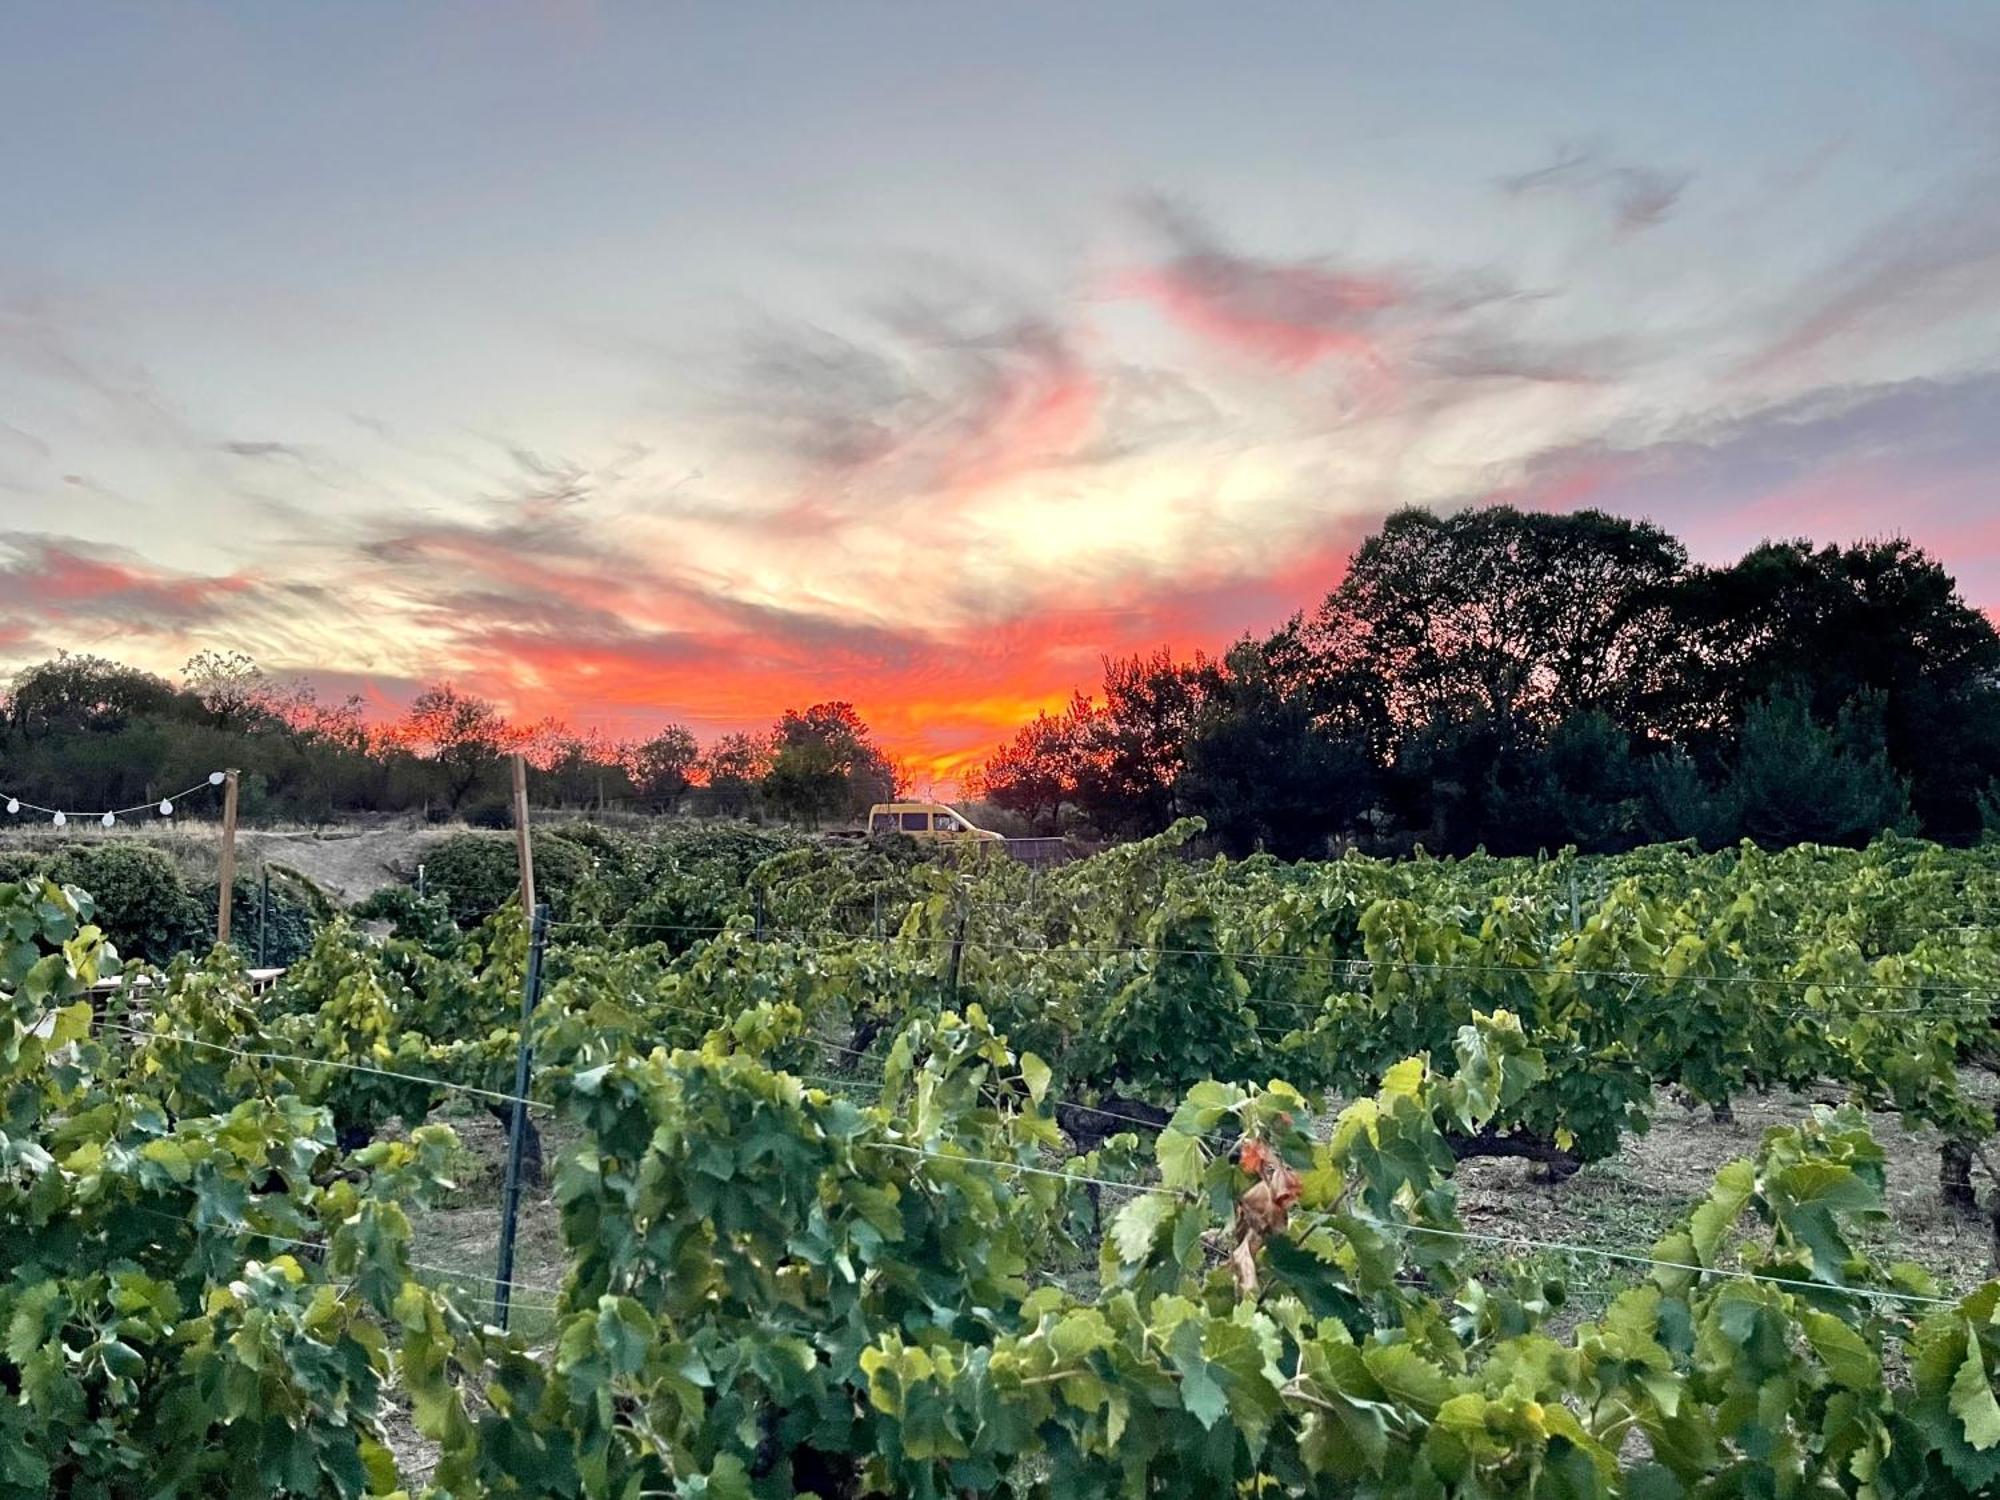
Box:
[0,841,208,962]
[421,830,593,925]
[201,867,326,965]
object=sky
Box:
[3,3,1999,786]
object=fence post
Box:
[494,900,549,1330]
[215,768,241,946]
[258,864,271,966]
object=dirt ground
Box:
[241,825,456,904]
[1452,1083,2000,1323]
[0,819,455,905]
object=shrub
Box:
[421,830,592,925]
[0,841,208,962]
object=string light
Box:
[0,774,227,830]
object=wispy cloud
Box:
[1500,140,1691,233]
[1736,173,2000,378]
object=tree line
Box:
[0,650,902,828]
[977,506,2000,856]
[7,504,1997,854]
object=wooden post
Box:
[216,769,241,946]
[511,753,536,916]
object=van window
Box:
[870,812,897,833]
[934,812,964,832]
[901,812,929,832]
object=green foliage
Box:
[16,828,2000,1495]
[421,829,594,925]
[1730,685,1915,847]
[0,878,473,1497]
[0,841,207,961]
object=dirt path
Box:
[240,825,453,904]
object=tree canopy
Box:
[981,506,2000,857]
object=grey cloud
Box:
[1501,141,1691,232]
[220,440,309,461]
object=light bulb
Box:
[158,799,173,816]
[4,798,16,815]
[101,811,116,828]
[208,771,225,785]
[51,811,66,828]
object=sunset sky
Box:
[4,5,1999,784]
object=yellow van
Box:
[866,801,1004,843]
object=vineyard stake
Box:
[494,900,549,1331]
[754,888,765,941]
[1568,868,1581,933]
[258,864,271,966]
[873,889,882,942]
[511,753,537,914]
[416,862,426,900]
[215,768,241,946]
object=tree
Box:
[181,650,277,730]
[1308,506,1688,739]
[980,696,1097,832]
[6,652,178,738]
[762,737,848,829]
[400,684,509,812]
[1726,685,1912,848]
[630,726,700,811]
[1479,711,1644,857]
[1666,538,2000,840]
[763,703,900,826]
[699,733,769,817]
[1639,751,1742,850]
[1178,631,1376,858]
[1073,650,1209,837]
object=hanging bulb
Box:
[208,771,225,785]
[158,799,174,816]
[101,811,116,828]
[51,811,66,828]
[4,798,17,815]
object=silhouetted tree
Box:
[1074,650,1209,836]
[401,684,509,812]
[1666,539,2000,840]
[1310,506,1688,739]
[699,733,769,818]
[981,694,1098,832]
[1726,685,1913,848]
[630,725,700,811]
[1179,631,1376,858]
